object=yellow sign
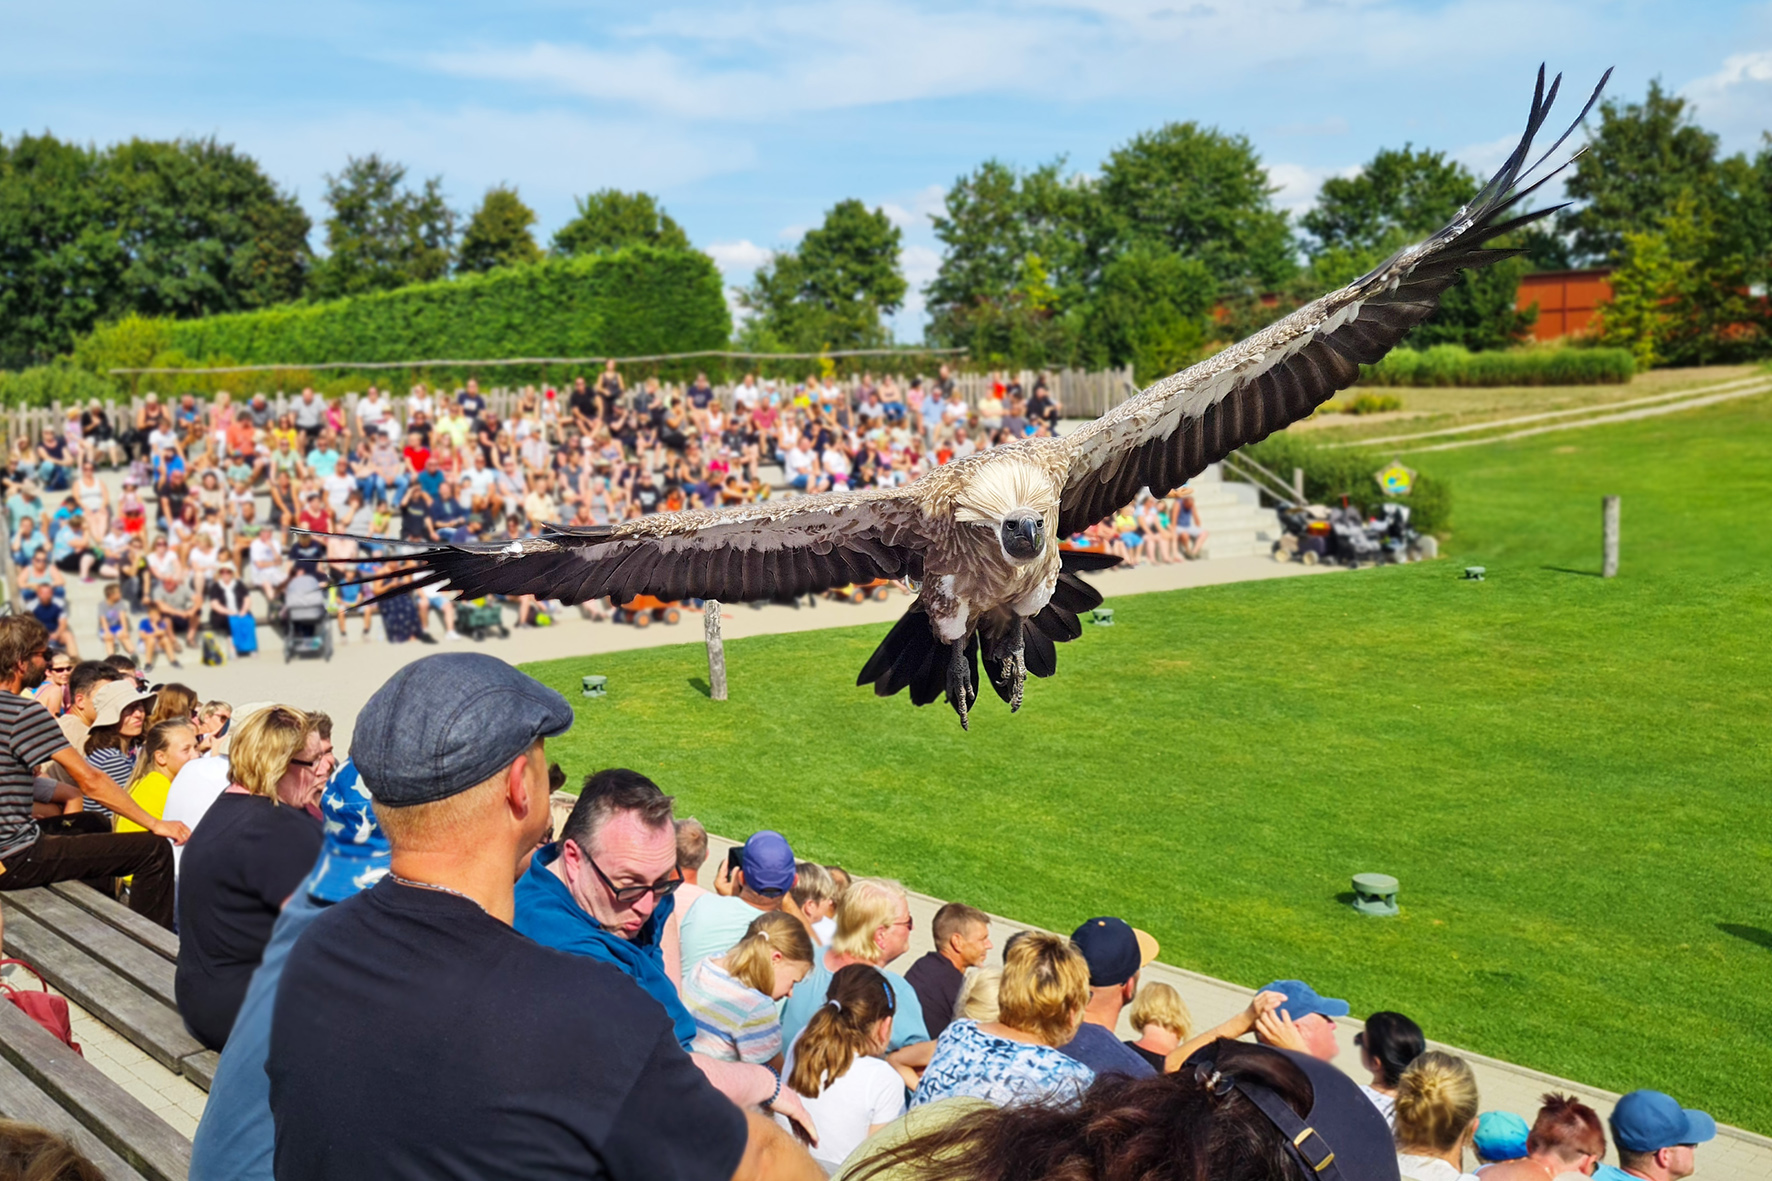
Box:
[1375,460,1416,497]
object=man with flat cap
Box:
[266,653,819,1181]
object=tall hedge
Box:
[1359,344,1635,387]
[74,245,731,389]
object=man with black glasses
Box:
[515,772,818,1143]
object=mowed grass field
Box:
[527,386,1772,1133]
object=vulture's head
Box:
[998,511,1045,562]
[952,456,1059,567]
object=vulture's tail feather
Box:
[858,602,945,706]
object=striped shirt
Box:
[0,692,72,860]
[84,746,134,815]
[681,957,782,1064]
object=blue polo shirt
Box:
[512,844,696,1051]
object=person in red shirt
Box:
[402,431,431,477]
[297,492,332,536]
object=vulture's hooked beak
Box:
[1000,515,1045,562]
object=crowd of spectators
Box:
[0,645,1724,1180]
[3,365,1215,665]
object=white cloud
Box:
[1265,162,1361,217]
[705,238,774,276]
[1682,50,1772,151]
[881,184,947,230]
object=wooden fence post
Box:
[704,601,727,701]
[1602,496,1620,578]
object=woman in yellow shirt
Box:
[115,718,200,835]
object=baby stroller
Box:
[282,572,334,662]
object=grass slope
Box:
[528,390,1772,1132]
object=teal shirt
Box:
[779,953,929,1053]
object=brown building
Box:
[1516,268,1613,341]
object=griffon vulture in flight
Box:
[318,68,1607,728]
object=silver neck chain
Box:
[390,872,487,914]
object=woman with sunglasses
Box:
[83,680,157,815]
[31,649,74,717]
[175,705,330,1050]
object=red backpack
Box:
[0,959,82,1056]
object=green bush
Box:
[0,362,121,408]
[1360,344,1635,387]
[1244,431,1452,536]
[1326,392,1404,415]
[74,245,731,390]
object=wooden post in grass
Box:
[704,601,728,700]
[1292,467,1305,505]
[1602,496,1620,578]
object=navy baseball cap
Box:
[1260,979,1351,1021]
[352,653,574,806]
[741,831,796,894]
[1474,1111,1531,1161]
[1070,917,1160,987]
[1611,1090,1717,1153]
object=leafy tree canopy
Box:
[457,185,542,273]
[552,190,690,257]
[1300,145,1476,254]
[740,199,905,353]
[312,154,455,300]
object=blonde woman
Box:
[679,911,814,1066]
[786,964,910,1173]
[1123,981,1193,1073]
[174,705,331,1050]
[911,932,1094,1109]
[1394,1051,1482,1181]
[955,966,1002,1024]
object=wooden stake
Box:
[1602,496,1620,579]
[704,600,728,701]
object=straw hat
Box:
[91,681,156,727]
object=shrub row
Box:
[0,361,121,409]
[70,245,732,392]
[1243,431,1452,536]
[1359,344,1635,387]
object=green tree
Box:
[457,185,542,273]
[0,134,120,365]
[740,199,905,352]
[1097,122,1297,291]
[1561,80,1721,264]
[551,190,690,257]
[1300,146,1476,253]
[1080,247,1216,382]
[312,155,455,299]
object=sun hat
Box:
[1611,1090,1717,1153]
[1259,979,1351,1021]
[1071,917,1159,987]
[308,759,391,903]
[91,680,155,727]
[1475,1111,1531,1161]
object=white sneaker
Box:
[444,630,466,641]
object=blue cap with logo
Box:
[1259,979,1351,1021]
[741,831,796,894]
[309,758,391,903]
[1474,1111,1531,1161]
[1611,1090,1717,1153]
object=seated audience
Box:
[911,932,1094,1110]
[1357,1010,1426,1127]
[1123,981,1192,1073]
[114,718,200,836]
[786,965,910,1175]
[1058,916,1159,1079]
[82,680,155,810]
[678,829,798,974]
[1254,978,1348,1062]
[266,654,817,1179]
[840,1039,1401,1181]
[904,902,992,1041]
[1477,1094,1606,1181]
[1394,1051,1481,1181]
[781,878,933,1072]
[791,859,839,945]
[176,706,329,1049]
[660,816,710,980]
[162,700,272,872]
[681,910,814,1064]
[1593,1090,1715,1181]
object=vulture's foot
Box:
[1002,630,1028,714]
[946,639,974,730]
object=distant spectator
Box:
[1593,1090,1715,1181]
[1358,1011,1426,1127]
[791,860,839,945]
[904,901,992,1041]
[785,964,910,1174]
[1123,981,1192,1073]
[1474,1111,1532,1165]
[1058,916,1159,1080]
[114,718,200,838]
[1394,1051,1481,1181]
[82,680,156,812]
[678,829,797,973]
[176,706,329,1050]
[1254,978,1348,1062]
[41,660,125,800]
[267,654,811,1180]
[911,931,1093,1110]
[780,878,933,1073]
[1477,1094,1606,1181]
[676,816,710,885]
[680,910,813,1064]
[659,816,710,979]
[956,966,1002,1024]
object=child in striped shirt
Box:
[680,911,814,1066]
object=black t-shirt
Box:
[268,881,748,1181]
[400,500,433,541]
[176,794,323,1050]
[903,951,964,1041]
[1126,1040,1168,1073]
[570,389,600,423]
[288,537,327,575]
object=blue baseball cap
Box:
[1260,979,1351,1021]
[309,759,391,903]
[1611,1090,1717,1153]
[1474,1111,1531,1161]
[741,831,796,894]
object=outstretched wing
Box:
[320,485,932,605]
[1057,65,1610,536]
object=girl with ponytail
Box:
[680,910,813,1066]
[1394,1050,1481,1181]
[785,964,909,1174]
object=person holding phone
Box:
[676,831,798,981]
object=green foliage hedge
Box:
[1245,431,1453,536]
[0,362,121,408]
[73,245,731,389]
[1360,344,1635,387]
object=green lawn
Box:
[527,389,1772,1133]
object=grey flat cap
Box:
[352,653,574,806]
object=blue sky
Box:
[7,1,1771,338]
